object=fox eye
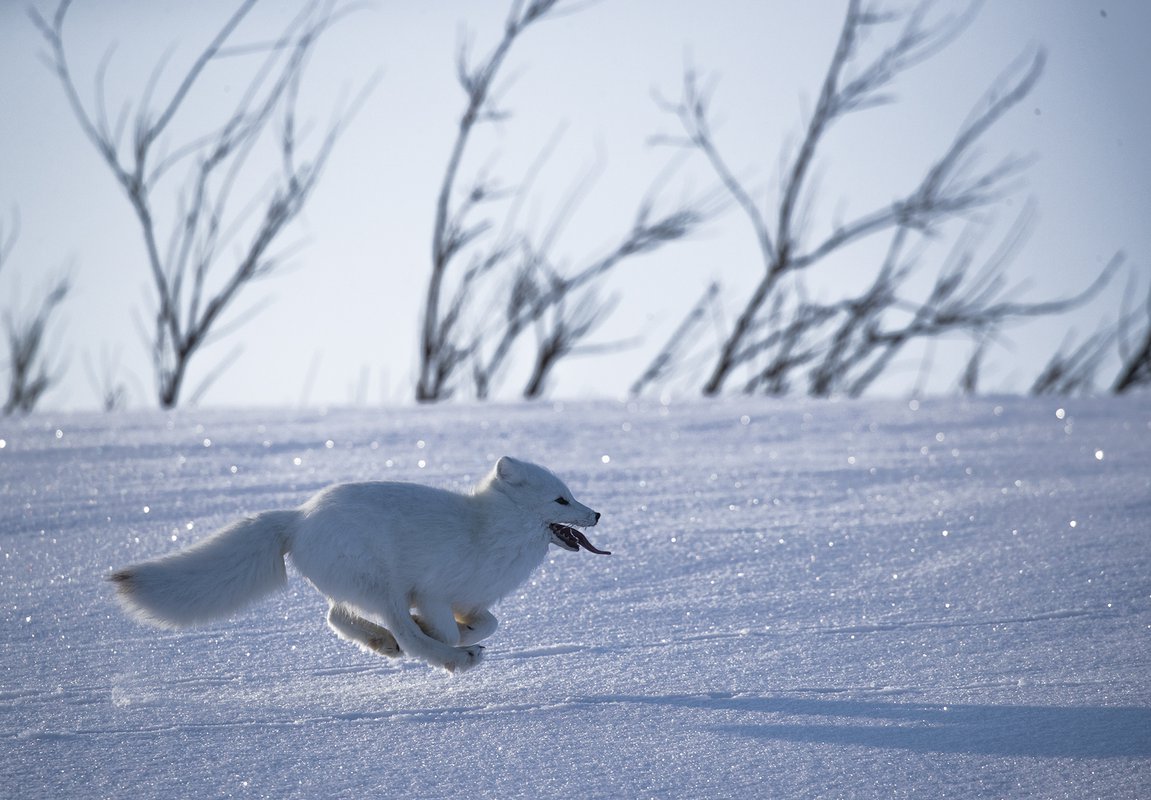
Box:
[555,497,570,505]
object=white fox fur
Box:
[110,456,602,673]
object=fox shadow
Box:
[582,693,1151,758]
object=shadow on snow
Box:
[581,693,1151,758]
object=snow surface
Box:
[2,396,1149,799]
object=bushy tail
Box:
[109,510,299,628]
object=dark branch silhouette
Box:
[631,282,720,397]
[1031,327,1116,396]
[83,344,130,411]
[0,210,71,415]
[957,336,990,396]
[646,0,1098,398]
[33,0,368,408]
[1112,284,1151,394]
[417,0,711,402]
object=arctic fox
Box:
[109,457,608,673]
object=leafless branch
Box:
[522,287,621,399]
[418,0,714,402]
[841,247,1121,399]
[417,0,566,401]
[1,213,71,415]
[34,0,367,408]
[1111,283,1151,393]
[83,344,129,411]
[650,0,1067,397]
[1030,326,1115,396]
[630,282,720,397]
[957,335,990,396]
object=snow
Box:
[2,396,1149,798]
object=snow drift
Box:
[1,396,1148,798]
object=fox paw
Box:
[443,645,485,674]
[368,632,401,658]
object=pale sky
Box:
[1,0,1148,410]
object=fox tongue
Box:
[549,523,611,555]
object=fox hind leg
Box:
[456,609,497,646]
[326,603,401,657]
[326,602,490,672]
[412,603,497,647]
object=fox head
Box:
[486,457,609,554]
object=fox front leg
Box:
[394,602,480,672]
[411,600,463,647]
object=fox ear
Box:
[499,460,522,485]
[495,456,525,486]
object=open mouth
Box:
[549,523,611,555]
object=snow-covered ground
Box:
[2,396,1149,799]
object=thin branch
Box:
[36,0,367,408]
[418,1,561,400]
[652,0,1048,397]
[631,282,720,396]
[1112,284,1151,393]
[420,0,713,402]
[2,274,71,415]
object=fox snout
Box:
[575,507,600,527]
